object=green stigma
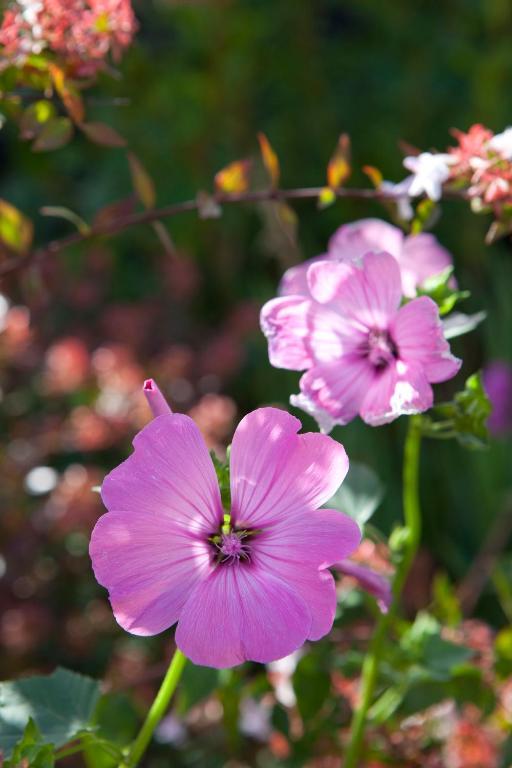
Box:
[221,512,231,535]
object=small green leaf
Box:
[33,117,73,152]
[40,206,90,235]
[326,462,384,526]
[19,100,56,140]
[0,199,33,254]
[423,372,491,449]
[442,310,486,340]
[0,667,100,759]
[5,719,55,768]
[417,266,470,316]
[411,198,439,234]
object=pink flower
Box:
[483,360,512,437]
[335,559,392,613]
[0,0,137,75]
[449,124,494,176]
[261,252,461,431]
[280,219,453,300]
[89,382,360,668]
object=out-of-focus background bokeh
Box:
[1,1,511,765]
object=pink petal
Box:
[143,378,172,417]
[101,414,223,535]
[260,296,353,370]
[391,297,462,383]
[307,253,402,330]
[360,360,433,426]
[175,565,312,667]
[279,255,324,296]
[256,508,361,568]
[336,559,392,613]
[89,511,212,635]
[229,407,349,528]
[259,565,339,641]
[400,233,454,298]
[297,357,376,428]
[329,218,403,262]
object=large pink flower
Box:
[280,218,453,300]
[89,386,360,668]
[261,252,461,431]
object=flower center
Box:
[209,527,253,565]
[365,329,398,369]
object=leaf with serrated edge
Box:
[0,667,100,758]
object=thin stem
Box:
[123,648,187,768]
[343,416,422,768]
[0,185,468,278]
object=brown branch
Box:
[0,185,468,279]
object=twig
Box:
[0,185,468,278]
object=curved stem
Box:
[343,416,422,768]
[123,648,187,768]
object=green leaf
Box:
[32,117,73,152]
[431,572,462,627]
[0,199,33,254]
[495,627,512,678]
[84,693,136,768]
[452,372,492,449]
[368,686,405,724]
[417,266,470,316]
[411,198,439,234]
[5,719,55,768]
[19,100,56,140]
[0,667,100,759]
[424,372,491,449]
[326,462,384,525]
[40,206,90,235]
[293,652,331,721]
[442,310,486,339]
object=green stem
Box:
[123,648,187,768]
[343,416,422,768]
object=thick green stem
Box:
[343,416,422,768]
[123,648,187,768]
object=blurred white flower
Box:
[403,152,454,201]
[380,176,415,220]
[488,127,512,160]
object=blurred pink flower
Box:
[90,385,360,668]
[449,124,494,175]
[262,252,461,431]
[335,558,392,613]
[483,360,512,436]
[444,713,499,768]
[280,219,454,299]
[43,336,90,394]
[0,0,137,75]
